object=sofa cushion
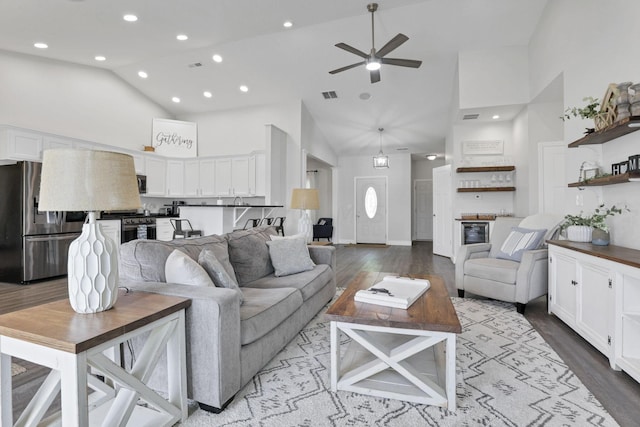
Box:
[120,235,236,283]
[198,249,243,303]
[239,287,303,345]
[244,264,332,301]
[165,249,214,287]
[464,257,520,284]
[227,226,277,285]
[266,237,315,277]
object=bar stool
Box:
[272,217,285,236]
[170,219,202,239]
[243,218,262,229]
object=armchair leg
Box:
[516,303,526,315]
[457,289,465,298]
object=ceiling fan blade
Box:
[329,61,366,74]
[381,57,422,68]
[376,33,409,58]
[335,43,369,59]
[370,69,381,84]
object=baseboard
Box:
[387,240,412,246]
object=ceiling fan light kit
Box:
[329,3,422,83]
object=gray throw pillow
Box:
[199,249,243,303]
[165,249,214,287]
[227,227,276,285]
[496,227,547,262]
[266,237,315,277]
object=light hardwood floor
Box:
[2,242,639,425]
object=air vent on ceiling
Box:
[322,91,338,99]
[188,62,204,68]
[396,147,409,151]
[463,113,479,120]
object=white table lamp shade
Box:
[39,149,141,314]
[290,188,319,243]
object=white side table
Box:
[0,291,191,427]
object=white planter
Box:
[566,225,592,242]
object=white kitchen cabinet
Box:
[215,158,233,196]
[0,129,43,161]
[156,218,174,241]
[548,241,640,378]
[43,136,73,152]
[97,220,121,247]
[166,160,184,197]
[145,156,166,196]
[250,152,266,196]
[231,156,250,195]
[183,159,200,197]
[199,158,216,196]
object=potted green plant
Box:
[562,96,608,133]
[561,204,628,245]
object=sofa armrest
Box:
[120,280,241,409]
[308,245,336,271]
[515,248,549,304]
[455,243,492,290]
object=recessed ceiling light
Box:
[212,54,223,63]
[283,21,293,28]
[171,97,181,103]
[203,91,212,98]
[33,42,48,49]
[239,85,249,93]
[137,71,148,79]
[123,14,138,22]
[426,154,437,161]
[176,34,188,41]
[94,55,106,61]
[492,115,500,120]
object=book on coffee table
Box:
[354,276,431,309]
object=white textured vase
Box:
[297,210,313,243]
[67,221,119,313]
[566,225,592,243]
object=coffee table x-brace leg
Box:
[330,321,456,410]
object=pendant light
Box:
[373,127,389,169]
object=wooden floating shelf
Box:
[568,116,640,148]
[568,173,637,187]
[457,187,515,192]
[456,166,515,173]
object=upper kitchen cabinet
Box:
[231,156,250,195]
[166,160,185,197]
[144,156,166,196]
[198,158,216,197]
[214,158,233,196]
[0,128,43,161]
[250,152,266,196]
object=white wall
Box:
[301,103,337,167]
[458,46,529,109]
[179,101,301,157]
[0,50,170,150]
[529,0,640,248]
[337,153,412,245]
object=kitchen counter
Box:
[179,205,284,235]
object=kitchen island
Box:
[179,204,284,236]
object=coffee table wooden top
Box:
[0,291,191,354]
[325,271,461,333]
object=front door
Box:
[355,177,387,244]
[414,179,433,240]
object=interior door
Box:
[414,179,433,240]
[355,177,386,244]
[433,165,452,257]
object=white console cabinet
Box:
[548,241,640,382]
[156,218,174,242]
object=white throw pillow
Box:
[496,227,547,262]
[165,249,214,287]
[266,237,315,277]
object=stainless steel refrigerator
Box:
[0,161,85,283]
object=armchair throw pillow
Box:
[165,249,214,287]
[496,227,547,262]
[266,237,315,277]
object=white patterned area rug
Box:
[183,297,617,426]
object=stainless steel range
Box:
[0,161,85,283]
[120,216,157,243]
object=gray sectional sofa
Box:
[118,226,336,412]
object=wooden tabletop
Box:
[547,240,640,269]
[325,272,461,333]
[0,291,191,354]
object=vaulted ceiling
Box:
[0,0,548,156]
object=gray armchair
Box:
[455,214,563,314]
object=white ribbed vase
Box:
[67,222,119,313]
[566,225,592,243]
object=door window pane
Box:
[365,186,378,219]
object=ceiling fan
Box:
[329,3,422,83]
